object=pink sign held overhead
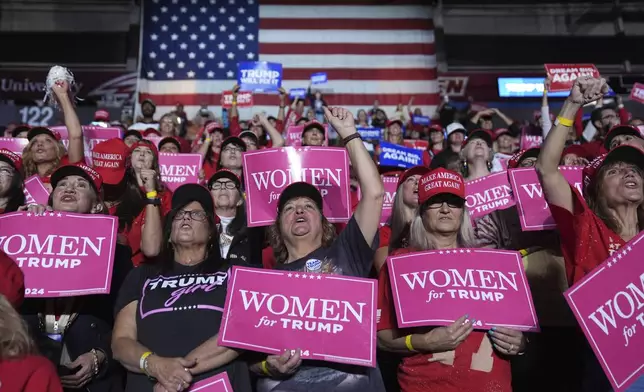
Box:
[403,139,429,151]
[380,175,398,225]
[0,138,29,155]
[242,147,351,227]
[520,134,543,150]
[159,153,203,192]
[221,90,253,108]
[544,64,600,92]
[218,266,377,367]
[509,166,583,231]
[187,372,234,392]
[630,82,644,105]
[387,249,539,331]
[565,233,644,392]
[465,171,515,221]
[23,175,51,205]
[0,212,118,297]
[285,125,329,147]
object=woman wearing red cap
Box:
[195,121,226,181]
[377,168,527,392]
[21,80,85,189]
[19,163,132,391]
[460,129,494,181]
[0,149,26,214]
[252,107,385,391]
[537,77,644,391]
[112,184,252,392]
[0,252,63,392]
[374,166,430,273]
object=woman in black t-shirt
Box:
[111,183,252,392]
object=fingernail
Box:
[465,314,469,318]
[488,329,494,335]
[491,327,496,331]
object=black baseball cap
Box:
[159,136,182,151]
[171,183,214,216]
[277,182,323,214]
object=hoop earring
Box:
[487,161,493,171]
[462,160,468,177]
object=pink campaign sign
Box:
[51,126,123,166]
[159,153,203,192]
[520,134,543,150]
[0,137,29,155]
[387,249,539,331]
[187,372,234,392]
[565,233,644,391]
[0,212,118,297]
[144,135,163,148]
[242,147,351,227]
[218,266,377,367]
[286,124,329,147]
[380,175,398,225]
[465,171,515,221]
[23,175,51,205]
[509,166,583,231]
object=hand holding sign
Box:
[488,326,527,356]
[323,106,356,139]
[568,77,609,106]
[146,356,195,392]
[422,315,474,352]
[265,349,303,377]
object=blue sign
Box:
[237,61,282,92]
[412,116,431,125]
[221,108,229,128]
[289,88,307,99]
[497,78,568,98]
[356,127,383,141]
[311,72,328,85]
[379,142,422,169]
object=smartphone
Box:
[58,364,82,376]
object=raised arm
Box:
[536,77,608,213]
[323,106,384,244]
[51,80,84,162]
[256,113,285,147]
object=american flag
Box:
[138,0,438,119]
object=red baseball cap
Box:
[508,148,540,169]
[603,124,642,151]
[204,121,224,134]
[583,144,644,191]
[387,119,403,128]
[129,140,159,157]
[51,162,103,193]
[494,128,512,139]
[92,138,128,185]
[0,251,25,308]
[143,128,161,137]
[562,144,588,160]
[0,148,23,172]
[428,124,443,133]
[94,109,110,122]
[302,120,326,137]
[159,136,182,152]
[27,127,61,141]
[462,129,494,148]
[397,165,431,189]
[418,167,465,205]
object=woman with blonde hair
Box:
[460,129,494,181]
[0,251,62,391]
[377,168,527,392]
[21,80,85,189]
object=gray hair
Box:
[408,205,477,250]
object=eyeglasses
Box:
[426,200,464,210]
[223,146,243,154]
[174,209,208,221]
[211,181,237,190]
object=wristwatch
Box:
[145,198,161,206]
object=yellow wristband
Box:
[232,101,237,105]
[556,116,574,127]
[519,248,529,257]
[405,335,415,352]
[260,360,270,376]
[146,191,158,199]
[139,351,153,371]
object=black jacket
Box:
[21,244,132,392]
[223,226,264,268]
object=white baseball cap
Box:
[446,122,466,136]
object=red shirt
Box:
[202,158,219,184]
[108,189,173,266]
[377,248,512,392]
[0,355,63,392]
[379,224,392,249]
[548,184,625,285]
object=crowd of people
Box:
[0,75,643,392]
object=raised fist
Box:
[567,77,609,106]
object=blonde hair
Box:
[22,137,67,178]
[408,205,477,250]
[0,295,35,360]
